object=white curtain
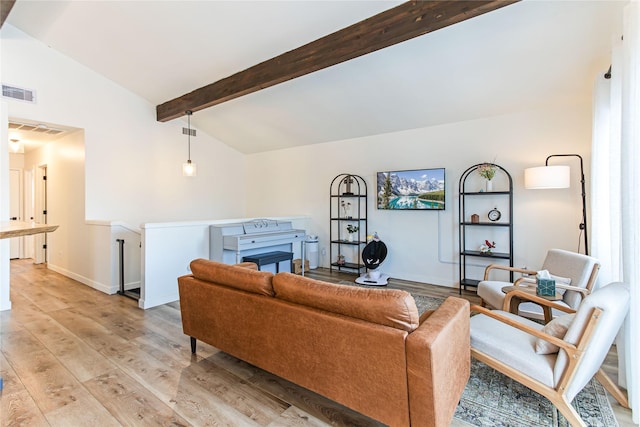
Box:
[621,2,640,422]
[591,48,621,288]
[591,1,640,423]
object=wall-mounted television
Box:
[377,168,445,210]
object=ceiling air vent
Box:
[8,120,64,135]
[2,84,36,103]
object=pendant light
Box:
[182,110,197,177]
[9,139,22,153]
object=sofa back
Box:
[187,259,420,332]
[189,258,274,296]
[273,272,419,332]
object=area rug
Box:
[336,281,617,426]
[455,360,618,427]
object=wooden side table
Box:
[501,285,562,323]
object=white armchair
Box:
[477,248,600,320]
[470,282,630,426]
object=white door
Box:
[24,168,35,259]
[9,168,22,259]
[34,165,47,264]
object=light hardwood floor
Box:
[0,260,634,426]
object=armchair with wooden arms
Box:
[470,282,630,427]
[477,248,600,320]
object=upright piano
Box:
[209,219,306,273]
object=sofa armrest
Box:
[419,309,435,325]
[406,297,470,427]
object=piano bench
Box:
[243,251,294,273]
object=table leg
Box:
[508,295,522,316]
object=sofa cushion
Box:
[189,258,274,296]
[272,272,419,332]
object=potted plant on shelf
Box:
[346,224,359,242]
[478,163,497,192]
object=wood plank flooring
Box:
[1,260,633,426]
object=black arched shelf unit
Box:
[458,163,514,293]
[329,174,368,274]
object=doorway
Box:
[7,118,83,268]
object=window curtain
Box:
[591,1,639,422]
[591,48,621,289]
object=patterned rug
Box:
[336,281,617,426]
[455,360,618,427]
[413,294,445,314]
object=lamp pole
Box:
[545,154,588,255]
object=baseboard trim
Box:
[139,292,178,310]
[46,263,113,294]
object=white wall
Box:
[1,24,247,226]
[24,130,85,273]
[245,104,592,287]
[0,25,249,306]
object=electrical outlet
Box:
[321,248,327,256]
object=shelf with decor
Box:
[460,222,511,227]
[329,174,367,274]
[460,250,511,259]
[458,163,514,293]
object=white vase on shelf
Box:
[485,179,493,192]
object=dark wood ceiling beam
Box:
[0,0,16,29]
[157,0,519,122]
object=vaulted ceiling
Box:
[5,1,625,154]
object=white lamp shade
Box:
[182,161,197,177]
[524,165,570,189]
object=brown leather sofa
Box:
[178,259,470,427]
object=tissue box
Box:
[536,278,556,296]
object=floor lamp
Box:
[524,154,589,255]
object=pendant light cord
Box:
[186,110,192,162]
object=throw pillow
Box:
[550,274,572,295]
[535,313,575,354]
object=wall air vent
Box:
[2,84,36,103]
[182,127,196,137]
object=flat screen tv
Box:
[377,168,445,210]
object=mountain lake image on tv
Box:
[377,168,445,210]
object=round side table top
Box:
[501,285,562,301]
